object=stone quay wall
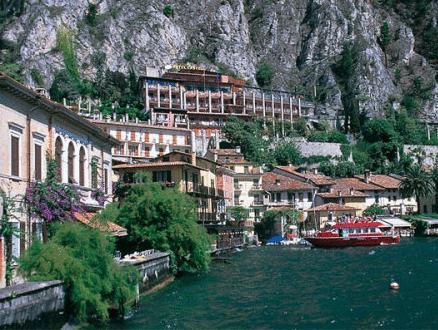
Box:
[120,252,171,291]
[0,280,65,327]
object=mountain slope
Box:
[1,0,437,121]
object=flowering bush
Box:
[92,187,107,206]
[24,158,82,223]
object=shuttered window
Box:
[34,144,42,181]
[11,135,19,176]
[104,169,109,194]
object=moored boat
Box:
[305,221,400,248]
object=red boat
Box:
[305,221,400,248]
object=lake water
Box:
[110,238,438,329]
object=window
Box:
[307,192,312,201]
[55,137,63,181]
[276,192,281,202]
[104,168,109,194]
[172,135,177,144]
[144,132,149,143]
[130,131,136,141]
[68,142,75,184]
[287,192,294,202]
[152,170,171,182]
[79,147,86,186]
[129,145,138,156]
[244,166,249,174]
[144,146,150,157]
[10,135,19,177]
[116,130,122,139]
[298,193,303,202]
[34,144,42,181]
[159,148,164,156]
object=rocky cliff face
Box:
[1,0,437,121]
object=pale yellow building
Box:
[0,73,115,287]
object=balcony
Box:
[249,184,263,191]
[187,184,219,197]
[251,200,264,206]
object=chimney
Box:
[337,190,342,197]
[275,179,280,185]
[112,112,116,121]
[312,168,318,175]
[350,188,354,196]
[364,169,370,183]
[236,146,241,154]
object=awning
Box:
[74,212,128,237]
[377,216,412,228]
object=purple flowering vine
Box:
[24,158,83,224]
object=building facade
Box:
[0,73,115,288]
[89,117,195,164]
[141,67,316,140]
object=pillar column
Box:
[298,97,302,117]
[220,91,224,114]
[289,97,293,132]
[183,91,187,109]
[233,92,236,105]
[243,90,246,114]
[179,86,183,108]
[145,82,150,112]
[157,84,161,108]
[262,93,266,127]
[61,144,68,184]
[280,96,284,137]
[252,93,256,115]
[271,95,275,134]
[169,84,172,109]
[196,90,200,112]
[208,91,212,113]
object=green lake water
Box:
[109,238,438,330]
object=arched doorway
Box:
[55,137,63,182]
[68,142,75,184]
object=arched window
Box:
[68,142,75,184]
[79,147,86,186]
[55,137,63,182]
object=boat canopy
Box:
[266,235,284,244]
[332,221,384,229]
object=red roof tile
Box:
[74,212,127,236]
[274,166,335,186]
[306,203,360,212]
[262,172,315,191]
[333,178,384,191]
[354,174,401,189]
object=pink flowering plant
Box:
[24,158,82,225]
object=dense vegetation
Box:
[112,174,211,272]
[19,222,138,323]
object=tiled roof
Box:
[317,190,369,198]
[74,212,127,236]
[262,172,315,191]
[354,174,401,189]
[113,161,202,170]
[333,178,384,191]
[306,203,360,212]
[275,166,335,186]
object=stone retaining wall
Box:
[0,281,65,327]
[119,252,171,291]
[295,141,343,158]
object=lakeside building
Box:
[261,172,317,213]
[206,148,264,228]
[0,73,116,288]
[89,115,195,165]
[140,66,316,141]
[113,151,223,224]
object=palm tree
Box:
[400,165,433,214]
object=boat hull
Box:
[305,235,400,248]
